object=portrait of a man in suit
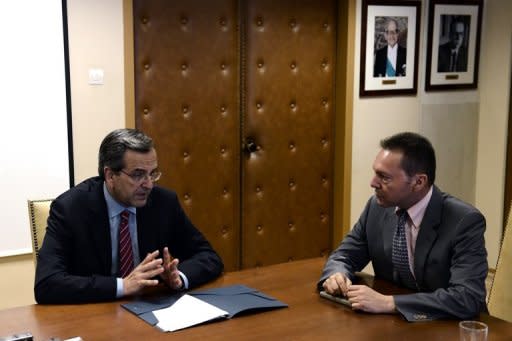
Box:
[373,17,407,78]
[437,15,470,73]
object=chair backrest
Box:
[27,199,53,263]
[488,201,512,322]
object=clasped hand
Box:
[322,272,396,313]
[123,247,182,296]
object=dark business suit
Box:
[319,186,487,321]
[373,45,407,77]
[35,176,223,304]
[438,42,468,72]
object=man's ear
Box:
[104,167,115,184]
[413,173,428,191]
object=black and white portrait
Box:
[437,15,470,73]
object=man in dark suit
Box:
[438,17,468,72]
[373,18,407,77]
[35,129,223,304]
[319,132,487,321]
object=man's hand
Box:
[160,247,183,290]
[322,272,352,297]
[123,250,164,296]
[346,285,396,313]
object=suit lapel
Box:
[382,207,397,261]
[414,186,442,285]
[87,180,112,273]
[136,191,157,257]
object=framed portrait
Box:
[360,0,421,97]
[425,0,483,91]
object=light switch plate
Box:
[88,68,104,85]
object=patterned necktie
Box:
[118,210,134,278]
[392,209,417,290]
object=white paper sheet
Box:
[154,294,229,332]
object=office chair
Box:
[27,199,53,263]
[487,202,512,322]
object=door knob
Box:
[243,137,259,155]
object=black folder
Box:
[122,284,288,328]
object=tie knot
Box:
[397,209,408,223]
[121,210,130,220]
[397,209,407,217]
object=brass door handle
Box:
[243,137,260,155]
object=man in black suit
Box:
[35,129,223,303]
[373,18,407,77]
[319,132,487,321]
[438,17,468,72]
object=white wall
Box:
[0,0,70,257]
[68,0,126,183]
[475,0,512,267]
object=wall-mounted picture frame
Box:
[360,0,421,97]
[425,0,483,91]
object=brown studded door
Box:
[241,0,336,267]
[133,0,336,271]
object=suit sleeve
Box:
[394,211,488,321]
[318,198,373,290]
[34,199,116,304]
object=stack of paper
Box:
[153,294,228,332]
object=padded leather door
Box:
[242,0,335,267]
[133,0,335,270]
[133,0,241,270]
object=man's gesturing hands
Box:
[123,247,183,296]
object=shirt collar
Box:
[396,186,433,229]
[103,182,136,219]
[387,44,398,54]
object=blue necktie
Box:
[392,209,417,290]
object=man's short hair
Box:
[98,128,154,179]
[380,132,436,185]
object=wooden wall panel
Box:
[133,0,240,270]
[133,0,338,270]
[241,0,336,267]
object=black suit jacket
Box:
[373,45,407,77]
[438,42,468,72]
[35,177,223,304]
[319,186,487,321]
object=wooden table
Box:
[1,257,511,340]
